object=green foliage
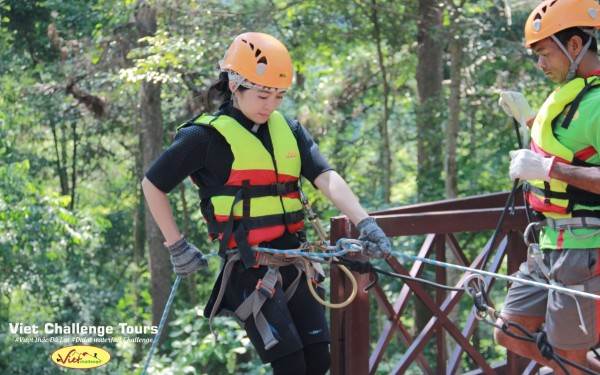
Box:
[144,307,264,374]
[1,0,556,373]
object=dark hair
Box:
[206,71,248,110]
[555,27,598,53]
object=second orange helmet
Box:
[524,0,600,48]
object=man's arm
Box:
[550,163,600,194]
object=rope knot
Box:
[534,330,554,359]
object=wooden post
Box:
[435,235,447,373]
[330,217,370,375]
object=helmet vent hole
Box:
[256,63,267,76]
[255,48,262,57]
[257,56,268,65]
[550,0,557,6]
[534,13,542,21]
[541,5,547,13]
[249,42,255,50]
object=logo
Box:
[240,38,268,76]
[286,151,298,159]
[51,345,110,370]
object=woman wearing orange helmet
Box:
[494,1,600,373]
[141,32,391,374]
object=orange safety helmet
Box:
[524,0,600,48]
[219,32,293,90]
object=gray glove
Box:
[166,237,208,276]
[357,217,392,259]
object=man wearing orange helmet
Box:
[141,32,391,374]
[494,0,600,373]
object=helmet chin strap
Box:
[550,29,594,81]
[227,71,245,92]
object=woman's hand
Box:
[356,217,392,259]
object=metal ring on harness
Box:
[462,274,491,321]
[524,221,540,246]
[462,273,487,294]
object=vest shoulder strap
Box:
[175,114,217,132]
[558,77,600,130]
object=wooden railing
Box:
[330,191,532,375]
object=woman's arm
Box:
[313,170,369,226]
[313,170,391,258]
[141,176,183,246]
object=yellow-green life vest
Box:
[526,76,600,223]
[189,111,304,267]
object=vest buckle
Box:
[275,182,287,196]
[256,279,276,298]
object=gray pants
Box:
[502,248,600,350]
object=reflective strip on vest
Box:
[194,111,304,247]
[528,77,600,219]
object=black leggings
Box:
[271,342,330,375]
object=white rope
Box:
[392,251,600,301]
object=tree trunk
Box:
[445,32,463,199]
[416,0,444,203]
[50,120,70,197]
[135,0,171,335]
[370,0,392,204]
[70,119,77,210]
[415,0,444,350]
[132,135,146,363]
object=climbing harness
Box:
[203,181,361,351]
[525,218,600,245]
[207,238,361,350]
[465,276,600,375]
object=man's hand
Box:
[499,91,536,128]
[509,149,555,181]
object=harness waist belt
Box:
[539,217,600,230]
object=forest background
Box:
[0,0,551,373]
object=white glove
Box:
[509,149,555,181]
[498,91,536,128]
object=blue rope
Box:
[253,241,362,258]
[141,275,182,375]
[222,239,363,260]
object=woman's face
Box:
[230,83,285,124]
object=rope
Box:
[334,257,464,292]
[249,238,364,260]
[389,250,600,302]
[141,275,182,375]
[306,259,358,309]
